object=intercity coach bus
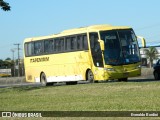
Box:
[24,24,145,86]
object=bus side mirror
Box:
[98,40,105,51]
[137,36,146,48]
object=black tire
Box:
[47,82,54,86]
[154,71,160,80]
[94,80,99,83]
[66,81,77,85]
[86,70,94,83]
[40,73,47,86]
[118,78,128,82]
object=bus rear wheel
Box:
[40,73,47,86]
[86,70,94,83]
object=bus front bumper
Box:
[104,68,141,80]
[93,67,141,80]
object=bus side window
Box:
[71,37,76,50]
[60,38,64,52]
[44,39,53,53]
[77,34,88,50]
[31,42,34,55]
[89,32,104,67]
[77,35,83,50]
[65,37,71,51]
[83,35,88,50]
[54,38,60,52]
[25,42,34,56]
[44,40,49,53]
[89,33,99,52]
[24,43,29,56]
[34,41,44,55]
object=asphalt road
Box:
[0,75,158,88]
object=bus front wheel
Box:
[40,73,47,86]
[86,70,94,83]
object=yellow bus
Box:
[24,24,144,86]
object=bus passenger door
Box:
[89,32,104,68]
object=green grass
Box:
[0,81,160,111]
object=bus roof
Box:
[24,24,131,42]
[61,24,130,34]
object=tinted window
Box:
[54,38,60,52]
[100,30,140,65]
[89,32,104,67]
[101,31,122,65]
[24,43,28,56]
[34,41,44,55]
[44,39,53,53]
[25,42,34,56]
[65,37,71,51]
[83,35,88,50]
[71,37,76,50]
[77,35,83,50]
[54,38,65,52]
[77,34,88,50]
[25,33,89,57]
[90,33,100,52]
[59,38,64,52]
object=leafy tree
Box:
[0,59,3,68]
[0,0,10,11]
[5,57,11,60]
[0,58,13,68]
[143,46,159,68]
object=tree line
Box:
[0,58,13,69]
[0,58,25,76]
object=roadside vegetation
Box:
[143,46,159,68]
[0,0,10,11]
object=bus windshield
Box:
[100,29,140,65]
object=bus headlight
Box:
[104,68,115,71]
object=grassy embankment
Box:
[0,81,160,111]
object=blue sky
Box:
[1,0,160,60]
